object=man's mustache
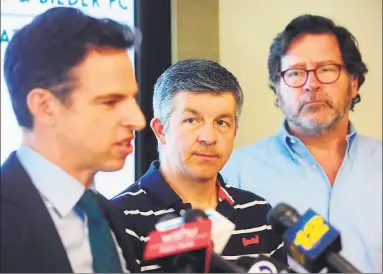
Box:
[299,94,334,110]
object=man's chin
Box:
[99,158,128,172]
[187,168,220,182]
[298,120,338,135]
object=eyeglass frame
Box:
[279,64,344,88]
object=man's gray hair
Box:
[153,58,244,130]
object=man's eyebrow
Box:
[216,113,235,121]
[285,60,341,69]
[183,109,235,121]
[92,90,138,102]
[316,59,342,65]
[182,108,202,116]
[286,62,307,69]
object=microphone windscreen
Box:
[183,209,208,222]
[157,212,178,223]
[267,203,300,235]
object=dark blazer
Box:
[0,151,139,273]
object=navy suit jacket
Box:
[0,152,138,273]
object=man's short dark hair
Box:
[4,7,136,129]
[268,14,368,111]
[153,58,244,130]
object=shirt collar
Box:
[277,119,358,161]
[16,145,85,217]
[139,161,235,210]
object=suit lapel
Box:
[1,152,73,272]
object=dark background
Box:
[134,0,172,180]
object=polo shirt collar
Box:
[139,161,236,215]
[139,161,182,210]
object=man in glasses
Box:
[222,14,382,272]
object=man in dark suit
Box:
[1,7,146,273]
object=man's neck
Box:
[159,162,218,211]
[23,132,95,187]
[287,120,351,185]
[287,119,350,154]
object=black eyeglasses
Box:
[279,64,343,88]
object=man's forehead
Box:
[174,91,235,106]
[281,34,342,68]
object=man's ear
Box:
[26,88,58,127]
[350,75,359,99]
[150,117,166,145]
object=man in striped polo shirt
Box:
[112,59,286,272]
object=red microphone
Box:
[143,210,213,272]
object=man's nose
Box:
[303,70,321,92]
[197,123,217,145]
[121,99,146,131]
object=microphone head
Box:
[157,212,179,224]
[267,203,300,236]
[235,256,259,270]
[155,212,183,232]
[235,254,294,273]
[183,209,208,223]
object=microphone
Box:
[183,210,244,273]
[235,254,296,273]
[155,208,236,254]
[267,203,360,273]
[143,209,211,272]
[143,209,243,272]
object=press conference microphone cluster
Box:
[143,208,294,273]
[143,209,242,272]
[267,203,361,273]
